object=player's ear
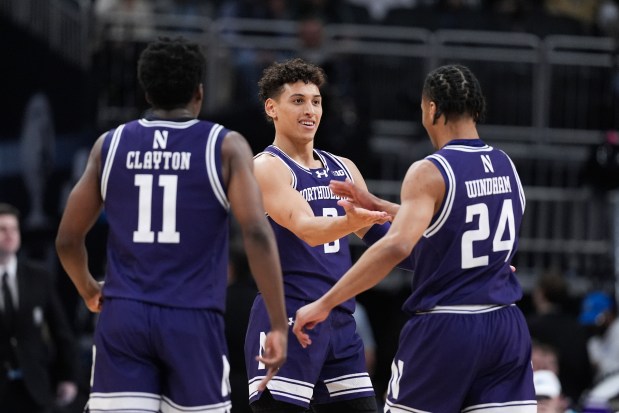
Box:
[196,84,204,103]
[429,101,441,125]
[265,98,277,120]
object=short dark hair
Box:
[0,203,20,219]
[258,57,326,103]
[422,64,486,125]
[137,36,206,110]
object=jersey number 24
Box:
[461,199,515,269]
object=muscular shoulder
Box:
[254,151,289,174]
[404,159,445,198]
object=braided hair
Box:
[138,37,206,110]
[422,64,486,125]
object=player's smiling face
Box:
[272,81,322,142]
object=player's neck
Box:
[149,107,197,120]
[437,122,479,148]
[272,136,319,168]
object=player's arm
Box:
[335,156,386,240]
[56,134,106,313]
[335,157,416,270]
[293,159,444,346]
[254,154,389,247]
[222,132,287,388]
[330,178,400,218]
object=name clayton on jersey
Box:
[465,175,512,198]
[125,130,191,170]
[126,150,191,170]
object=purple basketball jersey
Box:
[259,145,357,313]
[404,139,526,313]
[100,118,231,311]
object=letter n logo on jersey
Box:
[154,130,168,149]
[481,154,494,173]
[387,359,404,400]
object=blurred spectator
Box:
[93,0,155,115]
[19,93,55,232]
[527,272,594,404]
[292,0,353,23]
[544,0,601,33]
[0,203,79,413]
[436,0,485,29]
[579,291,619,382]
[534,369,576,413]
[94,0,155,39]
[217,0,294,102]
[156,0,214,17]
[582,131,619,192]
[596,1,619,132]
[344,0,417,22]
[532,340,560,374]
[295,15,371,166]
[582,373,619,412]
[596,0,619,36]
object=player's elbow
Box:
[55,231,78,257]
[242,220,276,248]
[300,234,322,247]
[382,238,413,262]
[294,229,325,247]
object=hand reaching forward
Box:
[292,300,331,349]
[337,198,391,229]
[331,179,379,211]
[255,329,288,391]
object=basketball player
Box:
[55,37,288,413]
[245,58,391,413]
[293,64,537,412]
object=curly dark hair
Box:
[137,37,206,110]
[422,64,486,125]
[258,57,326,103]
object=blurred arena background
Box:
[0,0,618,410]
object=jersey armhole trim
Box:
[100,124,125,201]
[423,154,456,238]
[206,124,230,210]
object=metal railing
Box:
[0,0,91,68]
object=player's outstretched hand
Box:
[255,329,288,391]
[292,301,331,349]
[330,179,378,211]
[337,199,391,228]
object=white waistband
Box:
[416,304,514,315]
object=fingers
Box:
[337,200,390,222]
[330,179,354,197]
[254,349,285,391]
[292,315,314,348]
[337,199,353,210]
[294,328,312,349]
[254,355,280,390]
[256,367,277,392]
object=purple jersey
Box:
[404,139,526,313]
[100,118,230,311]
[259,145,356,313]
